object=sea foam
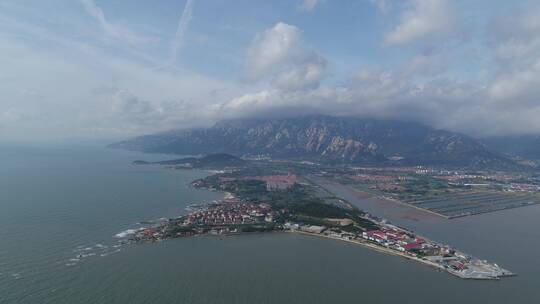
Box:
[115,229,137,238]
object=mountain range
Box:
[110,115,519,168]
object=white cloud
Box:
[245,23,302,79]
[222,49,540,137]
[370,0,392,14]
[244,22,326,91]
[5,0,540,142]
[492,6,540,63]
[217,8,540,136]
[487,6,540,108]
[402,52,448,77]
[167,0,195,66]
[271,53,326,90]
[385,0,454,45]
[299,0,319,12]
[80,0,156,45]
[0,20,238,141]
[488,60,540,104]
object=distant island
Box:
[133,153,246,169]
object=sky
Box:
[1,0,539,142]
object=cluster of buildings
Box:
[183,202,276,226]
[129,200,279,242]
[434,172,530,184]
[241,154,271,161]
[508,183,540,192]
[351,166,429,173]
[362,228,452,256]
[282,222,476,274]
[283,222,451,258]
[433,173,540,192]
[435,174,488,182]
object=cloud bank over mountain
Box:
[1,0,539,141]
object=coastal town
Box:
[125,167,516,280]
[114,152,540,281]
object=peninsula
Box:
[128,159,516,280]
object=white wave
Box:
[115,229,137,238]
[73,246,90,252]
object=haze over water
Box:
[1,145,539,304]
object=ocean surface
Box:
[1,144,539,304]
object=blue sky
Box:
[1,0,539,141]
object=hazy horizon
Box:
[2,0,540,142]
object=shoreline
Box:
[287,230,514,280]
[162,228,510,281]
[290,230,449,275]
[134,178,514,281]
